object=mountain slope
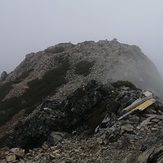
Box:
[0,38,163,131]
[2,39,163,99]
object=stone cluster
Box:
[1,113,163,162]
[1,80,163,162]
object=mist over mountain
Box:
[1,1,163,77]
[1,39,163,99]
[0,39,163,162]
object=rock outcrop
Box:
[5,80,113,149]
[1,80,163,162]
[0,71,7,81]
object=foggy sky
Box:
[0,1,163,76]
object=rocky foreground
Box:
[0,80,163,162]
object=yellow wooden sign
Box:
[118,98,155,120]
[133,98,155,111]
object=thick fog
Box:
[0,1,163,76]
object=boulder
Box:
[105,122,122,141]
[0,71,7,81]
[5,80,114,149]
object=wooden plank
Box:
[118,109,135,120]
[122,95,152,112]
[138,98,155,111]
[118,98,155,120]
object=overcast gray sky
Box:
[0,0,163,76]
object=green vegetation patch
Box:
[111,80,137,90]
[75,60,94,76]
[26,57,69,104]
[0,68,33,101]
[0,57,70,126]
[0,82,13,101]
[14,68,34,84]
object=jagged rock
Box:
[137,128,163,162]
[46,131,68,146]
[121,124,134,133]
[3,80,140,149]
[99,115,111,128]
[25,52,35,60]
[105,123,122,142]
[5,79,163,152]
[0,71,7,81]
[5,80,114,149]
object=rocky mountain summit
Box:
[0,39,163,162]
[1,39,163,100]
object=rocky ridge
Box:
[0,39,163,132]
[0,39,163,162]
[1,39,163,101]
[0,80,163,162]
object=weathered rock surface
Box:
[1,80,163,162]
[1,39,163,100]
[0,39,163,147]
[0,39,163,162]
[5,80,115,149]
[0,71,7,81]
